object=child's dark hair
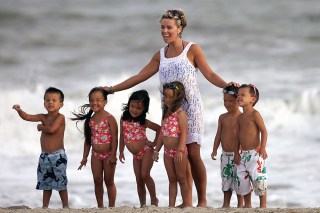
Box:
[162,81,187,119]
[44,87,64,102]
[71,87,110,144]
[222,85,238,98]
[121,90,150,125]
[239,84,260,106]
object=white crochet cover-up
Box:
[159,42,204,145]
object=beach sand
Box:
[1,206,319,213]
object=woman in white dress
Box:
[103,9,235,207]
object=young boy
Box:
[211,85,244,208]
[234,84,268,208]
[12,87,69,208]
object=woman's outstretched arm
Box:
[191,44,228,88]
[104,52,160,93]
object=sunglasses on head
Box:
[222,89,236,95]
[163,83,179,91]
[168,10,180,18]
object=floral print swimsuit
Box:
[90,114,112,161]
[161,108,188,158]
[122,120,153,160]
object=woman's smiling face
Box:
[160,18,181,43]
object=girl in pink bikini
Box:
[71,87,118,208]
[119,90,161,207]
[153,81,192,208]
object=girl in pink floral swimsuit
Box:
[153,81,192,208]
[71,87,118,208]
[119,90,161,207]
[161,108,188,158]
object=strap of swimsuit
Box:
[165,40,185,57]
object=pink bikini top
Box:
[161,108,182,137]
[90,114,112,145]
[122,120,147,144]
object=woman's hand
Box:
[227,81,240,87]
[101,86,114,94]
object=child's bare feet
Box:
[151,197,159,207]
[176,203,183,208]
[176,203,193,208]
[196,200,207,207]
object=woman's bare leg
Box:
[187,143,207,207]
[175,155,192,207]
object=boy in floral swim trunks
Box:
[234,84,268,208]
[13,87,69,208]
[211,85,243,208]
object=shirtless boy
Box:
[234,84,268,208]
[13,87,69,208]
[211,85,243,208]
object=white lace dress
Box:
[159,42,204,145]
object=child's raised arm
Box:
[12,104,44,122]
[211,115,223,160]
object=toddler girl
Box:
[153,81,192,208]
[71,87,118,208]
[119,90,160,207]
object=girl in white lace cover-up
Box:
[103,9,237,207]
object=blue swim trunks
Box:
[36,148,68,191]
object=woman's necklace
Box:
[165,40,185,57]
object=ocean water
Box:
[1,0,320,209]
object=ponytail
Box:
[71,104,93,144]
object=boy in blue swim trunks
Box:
[234,84,268,208]
[13,87,69,208]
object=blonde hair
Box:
[160,9,187,37]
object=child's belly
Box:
[92,143,111,153]
[163,137,180,150]
[126,140,145,155]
